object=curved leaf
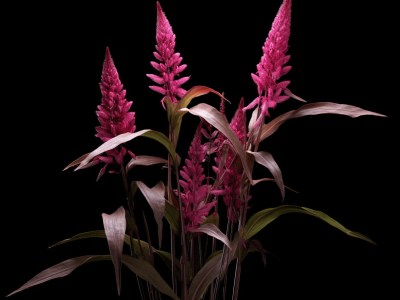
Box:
[102,206,126,295]
[164,201,179,234]
[136,181,166,248]
[48,230,178,275]
[260,102,386,142]
[65,129,178,171]
[126,155,168,171]
[6,255,110,297]
[181,103,252,183]
[122,255,179,300]
[188,241,238,300]
[248,150,285,199]
[189,223,231,249]
[168,85,227,147]
[243,205,376,245]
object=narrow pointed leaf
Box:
[170,85,227,147]
[260,102,387,142]
[121,255,179,300]
[136,181,166,248]
[243,205,376,245]
[102,206,126,295]
[70,129,178,170]
[247,150,285,199]
[190,223,231,249]
[188,241,238,300]
[177,85,225,112]
[126,155,168,171]
[63,152,90,170]
[181,103,252,183]
[164,201,179,233]
[7,255,110,297]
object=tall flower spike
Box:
[244,0,292,126]
[179,123,216,232]
[94,47,136,179]
[213,99,248,222]
[147,1,190,108]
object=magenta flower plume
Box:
[244,0,292,125]
[147,1,190,108]
[213,99,248,222]
[94,47,136,179]
[179,124,216,232]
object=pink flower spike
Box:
[94,47,136,178]
[179,123,216,232]
[147,1,190,108]
[245,0,292,125]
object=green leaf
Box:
[122,255,179,300]
[169,85,226,147]
[243,205,376,245]
[6,255,110,297]
[181,103,252,183]
[164,201,179,234]
[260,102,387,142]
[188,240,238,300]
[101,206,126,295]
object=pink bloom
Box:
[213,99,248,222]
[147,1,190,108]
[94,47,136,179]
[244,0,292,126]
[179,124,216,232]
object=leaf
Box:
[188,241,238,300]
[247,151,285,199]
[126,155,168,171]
[102,206,126,295]
[169,85,227,146]
[121,255,179,300]
[66,129,178,171]
[63,152,90,170]
[260,102,387,142]
[181,103,253,183]
[164,201,179,234]
[6,255,110,297]
[243,205,376,245]
[48,230,178,274]
[136,181,166,248]
[189,223,231,249]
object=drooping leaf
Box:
[121,255,179,300]
[48,230,178,274]
[65,129,178,171]
[126,155,168,172]
[180,103,252,183]
[63,152,90,170]
[247,150,285,199]
[136,181,166,248]
[243,205,376,245]
[102,206,126,295]
[6,255,110,297]
[168,85,227,146]
[189,223,231,249]
[260,102,387,142]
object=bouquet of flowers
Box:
[7,1,385,299]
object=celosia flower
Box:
[179,124,216,232]
[244,0,292,126]
[213,98,248,222]
[147,1,190,108]
[94,47,136,179]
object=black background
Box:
[3,1,398,299]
